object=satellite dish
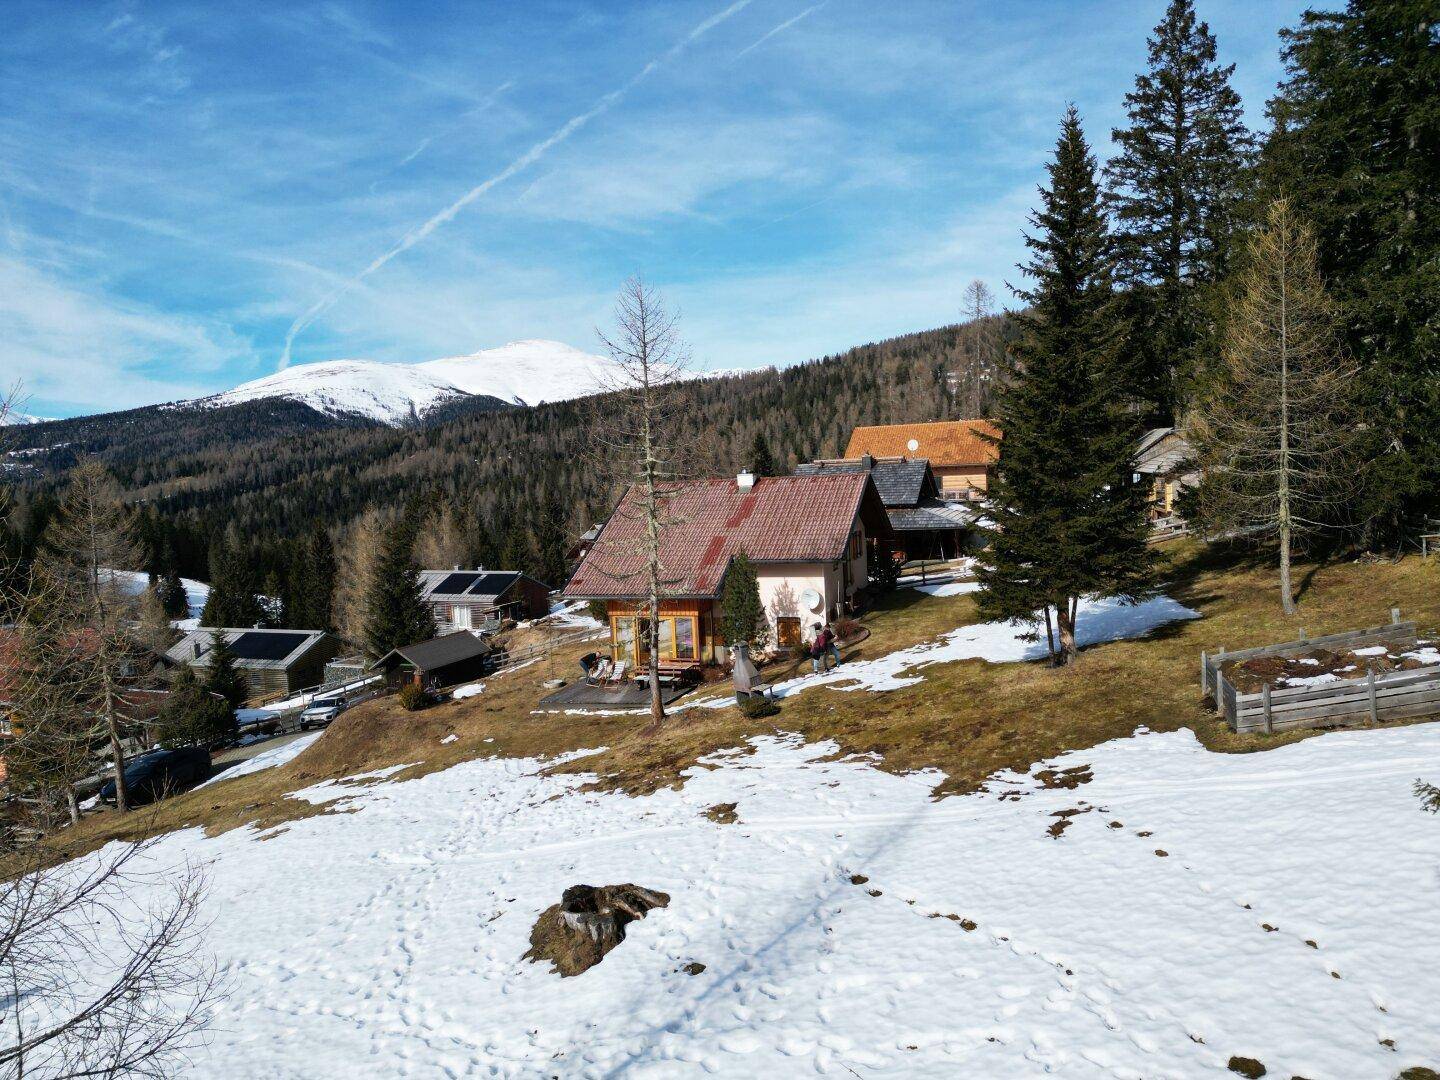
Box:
[907,438,920,453]
[801,588,823,613]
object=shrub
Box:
[397,684,431,712]
[738,694,780,719]
[835,618,862,640]
[871,549,902,591]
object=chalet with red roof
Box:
[564,470,892,663]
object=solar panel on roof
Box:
[466,572,517,596]
[229,631,310,662]
[434,572,483,595]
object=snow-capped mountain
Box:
[201,340,614,427]
[0,410,54,426]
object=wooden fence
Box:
[1199,612,1440,733]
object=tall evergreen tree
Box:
[202,629,247,711]
[1104,0,1255,421]
[363,529,436,658]
[1264,0,1440,544]
[201,535,263,628]
[977,107,1159,666]
[286,529,336,631]
[749,432,778,477]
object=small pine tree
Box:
[719,552,766,649]
[156,665,235,749]
[363,530,436,658]
[750,432,778,478]
[976,107,1159,666]
[157,566,189,618]
[201,537,263,628]
[202,629,247,710]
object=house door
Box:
[776,617,801,649]
[453,605,472,630]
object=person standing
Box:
[823,621,842,669]
[809,623,828,674]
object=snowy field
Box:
[102,567,210,629]
[54,721,1440,1078]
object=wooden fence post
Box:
[1262,683,1273,735]
[1367,669,1379,723]
[1391,607,1401,625]
[1200,650,1208,696]
[1298,627,1306,643]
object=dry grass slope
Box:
[33,545,1440,866]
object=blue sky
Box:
[2,0,1303,419]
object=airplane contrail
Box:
[279,0,754,369]
[734,1,825,59]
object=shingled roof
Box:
[794,457,936,508]
[563,473,892,600]
[844,419,1001,467]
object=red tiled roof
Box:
[844,419,1001,466]
[564,473,890,600]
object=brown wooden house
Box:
[562,471,891,665]
[844,419,1001,502]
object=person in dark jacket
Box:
[810,623,832,674]
[823,621,842,669]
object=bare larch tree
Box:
[1,835,224,1078]
[1188,198,1359,613]
[589,277,692,729]
[34,460,147,811]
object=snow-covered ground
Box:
[102,567,210,629]
[699,594,1199,702]
[197,731,324,789]
[53,722,1440,1078]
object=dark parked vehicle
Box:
[98,747,211,807]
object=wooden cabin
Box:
[166,627,340,699]
[375,631,493,691]
[844,420,1001,502]
[563,471,892,665]
[418,569,550,633]
[1134,427,1199,519]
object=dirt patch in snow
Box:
[1035,764,1093,790]
[702,802,738,824]
[524,883,670,977]
[1226,1054,1267,1078]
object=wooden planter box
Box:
[1200,617,1440,733]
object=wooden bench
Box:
[634,659,702,686]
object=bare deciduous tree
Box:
[332,508,387,649]
[1188,198,1360,613]
[0,836,224,1078]
[413,502,469,571]
[34,461,146,812]
[588,277,692,729]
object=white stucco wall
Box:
[757,563,835,634]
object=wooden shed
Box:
[166,627,341,699]
[375,631,494,692]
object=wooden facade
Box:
[604,600,718,665]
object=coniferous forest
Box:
[2,0,1436,636]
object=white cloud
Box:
[0,256,251,413]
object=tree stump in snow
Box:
[524,883,670,977]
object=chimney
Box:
[737,470,756,491]
[860,453,874,469]
[454,564,461,571]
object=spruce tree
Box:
[157,665,235,748]
[287,529,336,631]
[157,565,189,618]
[201,536,263,628]
[1104,0,1255,421]
[1265,0,1440,544]
[363,529,436,657]
[202,629,247,710]
[976,107,1159,666]
[750,432,778,477]
[719,551,766,649]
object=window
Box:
[849,530,863,560]
[776,616,801,649]
[675,617,696,659]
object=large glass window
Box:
[674,617,696,659]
